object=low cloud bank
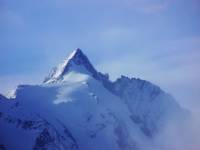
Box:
[141,110,200,150]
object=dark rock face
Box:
[33,128,54,150]
[0,110,78,150]
[33,124,78,150]
[62,48,98,77]
[0,144,6,150]
[130,115,156,138]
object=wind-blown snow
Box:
[4,88,17,99]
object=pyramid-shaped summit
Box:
[44,48,102,83]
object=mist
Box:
[140,108,200,150]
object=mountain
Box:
[43,48,109,84]
[0,48,188,150]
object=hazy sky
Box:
[0,0,200,112]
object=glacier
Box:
[0,48,189,150]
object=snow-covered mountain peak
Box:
[44,48,100,83]
[66,48,88,63]
[0,48,190,150]
[67,48,82,59]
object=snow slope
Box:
[0,48,188,150]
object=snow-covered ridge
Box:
[38,48,189,138]
[42,48,189,136]
[0,48,189,150]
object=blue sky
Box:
[0,0,200,112]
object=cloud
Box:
[151,112,200,150]
[138,113,200,150]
